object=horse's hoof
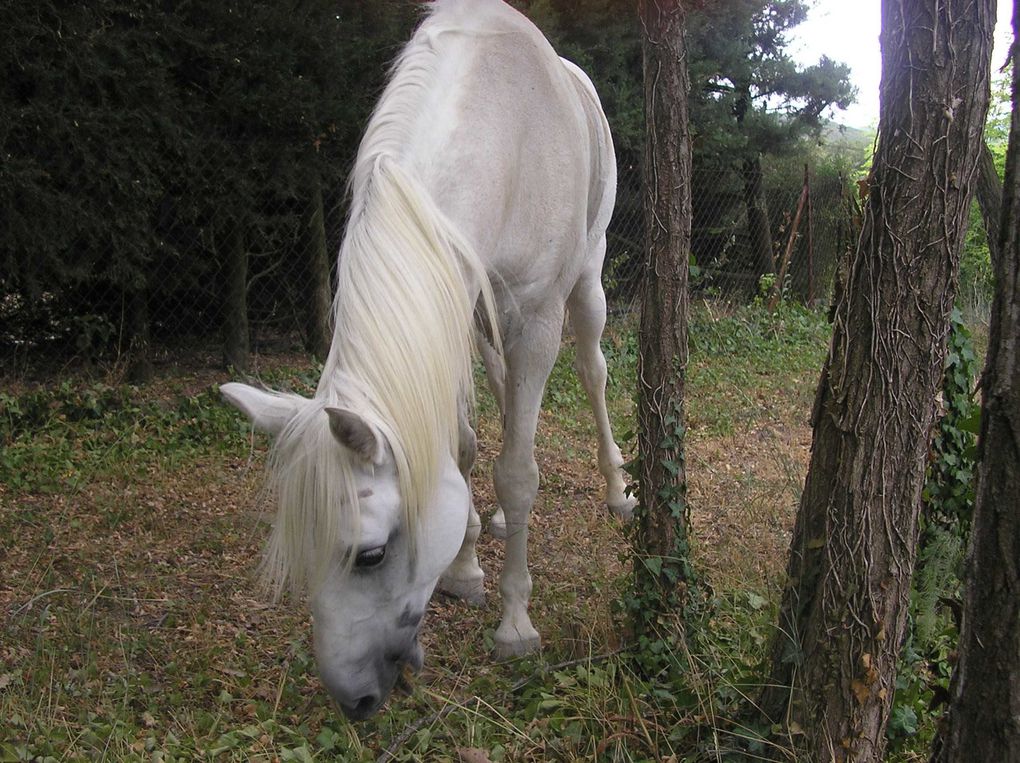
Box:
[437,575,485,606]
[493,633,542,660]
[608,495,637,522]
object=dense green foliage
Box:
[687,0,856,164]
[0,1,417,356]
[1,0,857,363]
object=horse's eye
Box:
[354,546,386,569]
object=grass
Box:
[1,300,832,761]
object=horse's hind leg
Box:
[492,310,563,658]
[568,244,636,520]
[437,406,486,605]
[477,330,512,538]
[477,329,506,416]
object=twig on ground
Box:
[376,704,456,763]
[9,588,76,617]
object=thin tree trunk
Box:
[936,7,1020,758]
[806,165,815,304]
[632,0,694,627]
[125,286,154,384]
[975,139,1003,272]
[761,0,995,760]
[299,169,332,359]
[221,217,249,372]
[742,154,776,282]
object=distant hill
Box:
[822,122,875,151]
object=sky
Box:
[789,0,1015,129]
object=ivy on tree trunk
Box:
[761,0,995,759]
[631,0,694,646]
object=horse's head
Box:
[221,382,470,720]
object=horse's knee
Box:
[492,452,539,520]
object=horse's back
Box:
[412,0,615,308]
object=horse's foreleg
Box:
[492,317,561,658]
[568,251,636,520]
[437,407,486,605]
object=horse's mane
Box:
[261,1,502,596]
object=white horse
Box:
[221,0,633,721]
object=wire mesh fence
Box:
[606,162,853,310]
[0,152,855,380]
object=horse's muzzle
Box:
[328,637,424,721]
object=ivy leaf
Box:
[958,407,981,435]
[643,557,663,577]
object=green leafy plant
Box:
[0,380,253,492]
[923,308,979,532]
[890,310,978,753]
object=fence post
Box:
[806,163,814,304]
[769,168,809,310]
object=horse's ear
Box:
[325,407,383,464]
[221,382,302,437]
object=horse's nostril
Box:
[342,694,380,721]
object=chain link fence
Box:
[0,153,854,380]
[606,162,852,310]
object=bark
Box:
[742,154,777,281]
[221,217,249,372]
[975,139,1003,272]
[936,8,1020,758]
[125,286,154,384]
[761,0,995,760]
[299,170,333,359]
[634,0,693,604]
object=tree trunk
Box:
[221,217,249,372]
[936,8,1020,758]
[742,154,776,283]
[975,139,1003,272]
[761,0,995,760]
[125,286,154,384]
[632,0,694,633]
[299,168,333,359]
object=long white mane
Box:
[262,3,501,595]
